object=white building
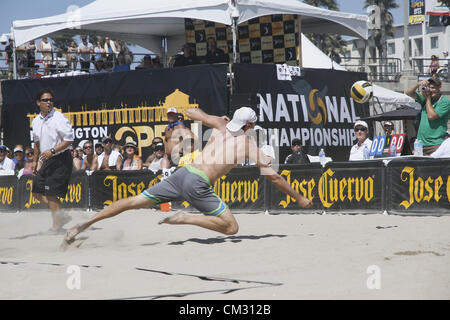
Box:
[342,21,449,75]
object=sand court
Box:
[1,209,450,300]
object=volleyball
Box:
[350,80,373,104]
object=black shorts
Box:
[33,150,73,197]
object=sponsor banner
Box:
[233,63,370,162]
[90,170,159,210]
[18,171,89,210]
[0,175,19,211]
[387,159,450,215]
[321,161,385,213]
[185,14,299,65]
[268,163,323,213]
[409,0,426,24]
[1,65,228,161]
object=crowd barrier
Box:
[0,158,448,215]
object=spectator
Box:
[152,56,162,68]
[94,41,105,62]
[22,147,34,175]
[104,36,119,70]
[0,145,15,173]
[284,138,310,165]
[174,44,198,67]
[383,121,395,136]
[147,142,170,174]
[26,40,37,74]
[78,36,94,73]
[113,52,130,72]
[405,77,450,155]
[120,140,142,170]
[428,55,440,75]
[205,37,229,64]
[70,145,81,171]
[16,43,28,78]
[75,146,84,167]
[138,55,153,69]
[40,36,53,76]
[81,140,98,170]
[92,59,107,74]
[55,51,68,73]
[94,142,104,156]
[349,120,372,161]
[13,145,26,173]
[5,39,14,80]
[98,136,122,170]
[143,137,164,169]
[67,41,79,71]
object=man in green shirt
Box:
[406,77,450,155]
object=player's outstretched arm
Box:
[186,108,227,130]
[249,139,312,209]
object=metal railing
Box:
[339,57,403,82]
[411,58,449,81]
[0,50,165,80]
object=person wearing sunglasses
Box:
[97,136,122,170]
[349,120,372,161]
[81,140,98,171]
[31,88,74,234]
[284,138,310,165]
[22,147,35,175]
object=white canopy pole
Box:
[229,0,239,63]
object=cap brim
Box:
[226,121,243,132]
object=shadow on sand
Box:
[167,234,287,245]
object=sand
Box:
[0,209,449,300]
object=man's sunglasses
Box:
[103,140,113,144]
[84,146,93,149]
[154,147,164,151]
[40,98,53,103]
[27,152,33,156]
[292,143,301,147]
[354,127,367,132]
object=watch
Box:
[51,148,56,154]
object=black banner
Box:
[0,175,19,211]
[387,159,450,215]
[17,171,90,210]
[89,170,159,210]
[1,65,228,160]
[321,161,385,214]
[233,64,370,162]
[268,163,323,213]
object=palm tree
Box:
[302,0,346,64]
[363,0,399,61]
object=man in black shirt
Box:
[284,138,310,165]
[205,37,229,64]
[174,44,198,67]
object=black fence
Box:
[0,158,448,215]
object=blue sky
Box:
[0,0,405,47]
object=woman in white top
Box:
[40,36,53,75]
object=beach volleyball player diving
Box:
[63,107,313,245]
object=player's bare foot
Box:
[64,223,87,244]
[158,212,187,225]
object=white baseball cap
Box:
[354,120,368,129]
[14,147,24,153]
[226,107,257,132]
[167,107,178,114]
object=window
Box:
[344,51,351,61]
[387,42,395,55]
[431,36,439,49]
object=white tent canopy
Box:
[301,34,345,70]
[12,0,368,58]
[372,84,421,109]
